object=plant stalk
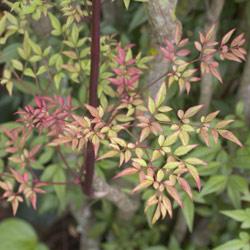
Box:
[82,0,101,196]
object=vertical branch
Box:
[81,0,101,196]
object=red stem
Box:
[81,0,101,196]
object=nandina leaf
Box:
[185,158,207,166]
[145,194,158,211]
[113,167,138,179]
[184,105,203,118]
[200,128,210,146]
[163,132,178,146]
[204,110,220,122]
[132,179,153,193]
[178,177,193,199]
[187,164,201,191]
[166,185,183,207]
[151,204,161,224]
[154,113,170,122]
[215,120,234,129]
[162,195,173,217]
[221,28,236,45]
[194,41,202,51]
[182,195,194,232]
[155,83,166,107]
[163,161,180,169]
[151,150,161,162]
[148,97,155,114]
[97,150,118,161]
[140,127,150,142]
[156,169,164,182]
[218,129,243,147]
[85,104,99,118]
[174,144,197,156]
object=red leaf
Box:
[178,177,193,199]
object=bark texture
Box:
[73,175,139,250]
[199,0,225,115]
[238,50,250,125]
[146,0,178,97]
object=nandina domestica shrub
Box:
[0,0,246,226]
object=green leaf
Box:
[227,175,248,208]
[174,144,197,156]
[221,209,250,228]
[24,68,36,78]
[0,218,48,250]
[38,148,54,164]
[201,175,227,196]
[213,239,246,250]
[182,195,194,232]
[0,43,20,63]
[148,96,155,113]
[71,24,79,45]
[48,13,61,36]
[11,59,23,71]
[155,83,166,107]
[129,7,148,32]
[37,66,47,76]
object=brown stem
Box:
[81,0,101,196]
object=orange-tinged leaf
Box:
[221,28,235,45]
[113,167,139,179]
[215,120,234,129]
[10,169,24,183]
[204,111,220,122]
[140,127,150,142]
[162,195,173,217]
[152,204,161,224]
[210,67,222,83]
[194,41,202,51]
[175,21,182,44]
[178,177,193,199]
[166,185,183,207]
[218,129,243,147]
[132,180,153,193]
[200,128,210,146]
[211,128,219,144]
[85,104,99,118]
